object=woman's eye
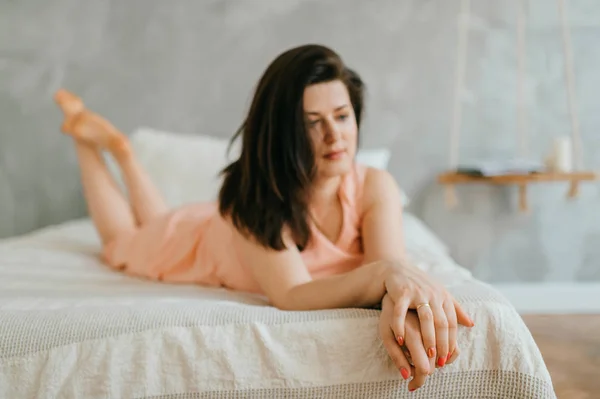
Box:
[309,120,320,127]
[337,114,348,121]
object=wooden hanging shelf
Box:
[438,170,597,185]
[438,170,598,212]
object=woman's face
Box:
[303,79,358,179]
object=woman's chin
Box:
[317,158,353,178]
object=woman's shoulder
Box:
[356,164,403,213]
[352,162,397,193]
[362,165,396,187]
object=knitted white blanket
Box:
[0,218,556,398]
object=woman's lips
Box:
[323,150,346,160]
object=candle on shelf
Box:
[545,136,573,173]
[553,136,573,173]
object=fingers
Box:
[379,304,412,381]
[453,297,474,327]
[414,294,463,371]
[415,302,437,364]
[431,302,449,368]
[443,299,458,366]
[404,313,431,392]
[446,346,461,365]
[383,328,413,381]
[391,297,410,346]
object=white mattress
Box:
[0,216,556,398]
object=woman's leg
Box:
[55,90,137,244]
[55,89,169,227]
[74,142,138,244]
[110,147,170,225]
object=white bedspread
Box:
[0,217,556,398]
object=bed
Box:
[0,214,556,398]
[0,129,556,398]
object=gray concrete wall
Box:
[1,0,599,283]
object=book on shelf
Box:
[455,159,544,177]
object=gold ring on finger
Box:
[416,303,431,311]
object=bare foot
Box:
[54,89,84,133]
[54,89,130,155]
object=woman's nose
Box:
[324,121,342,143]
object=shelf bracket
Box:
[518,183,528,212]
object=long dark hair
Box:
[218,44,365,251]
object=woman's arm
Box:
[359,167,474,368]
[230,168,422,312]
[360,167,407,265]
[233,225,391,311]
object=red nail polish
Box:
[400,367,409,380]
[409,388,415,392]
[397,336,404,346]
[427,347,436,358]
[438,356,447,367]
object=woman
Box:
[54,44,474,392]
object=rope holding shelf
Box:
[516,0,528,159]
[558,0,584,171]
[442,0,591,211]
[445,0,471,208]
[448,0,470,171]
[516,0,529,212]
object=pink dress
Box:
[103,163,368,295]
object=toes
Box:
[54,89,84,117]
[54,88,79,105]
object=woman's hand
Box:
[359,168,473,365]
[382,260,474,370]
[379,293,433,391]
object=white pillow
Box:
[354,149,390,170]
[107,127,409,207]
[402,212,449,255]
